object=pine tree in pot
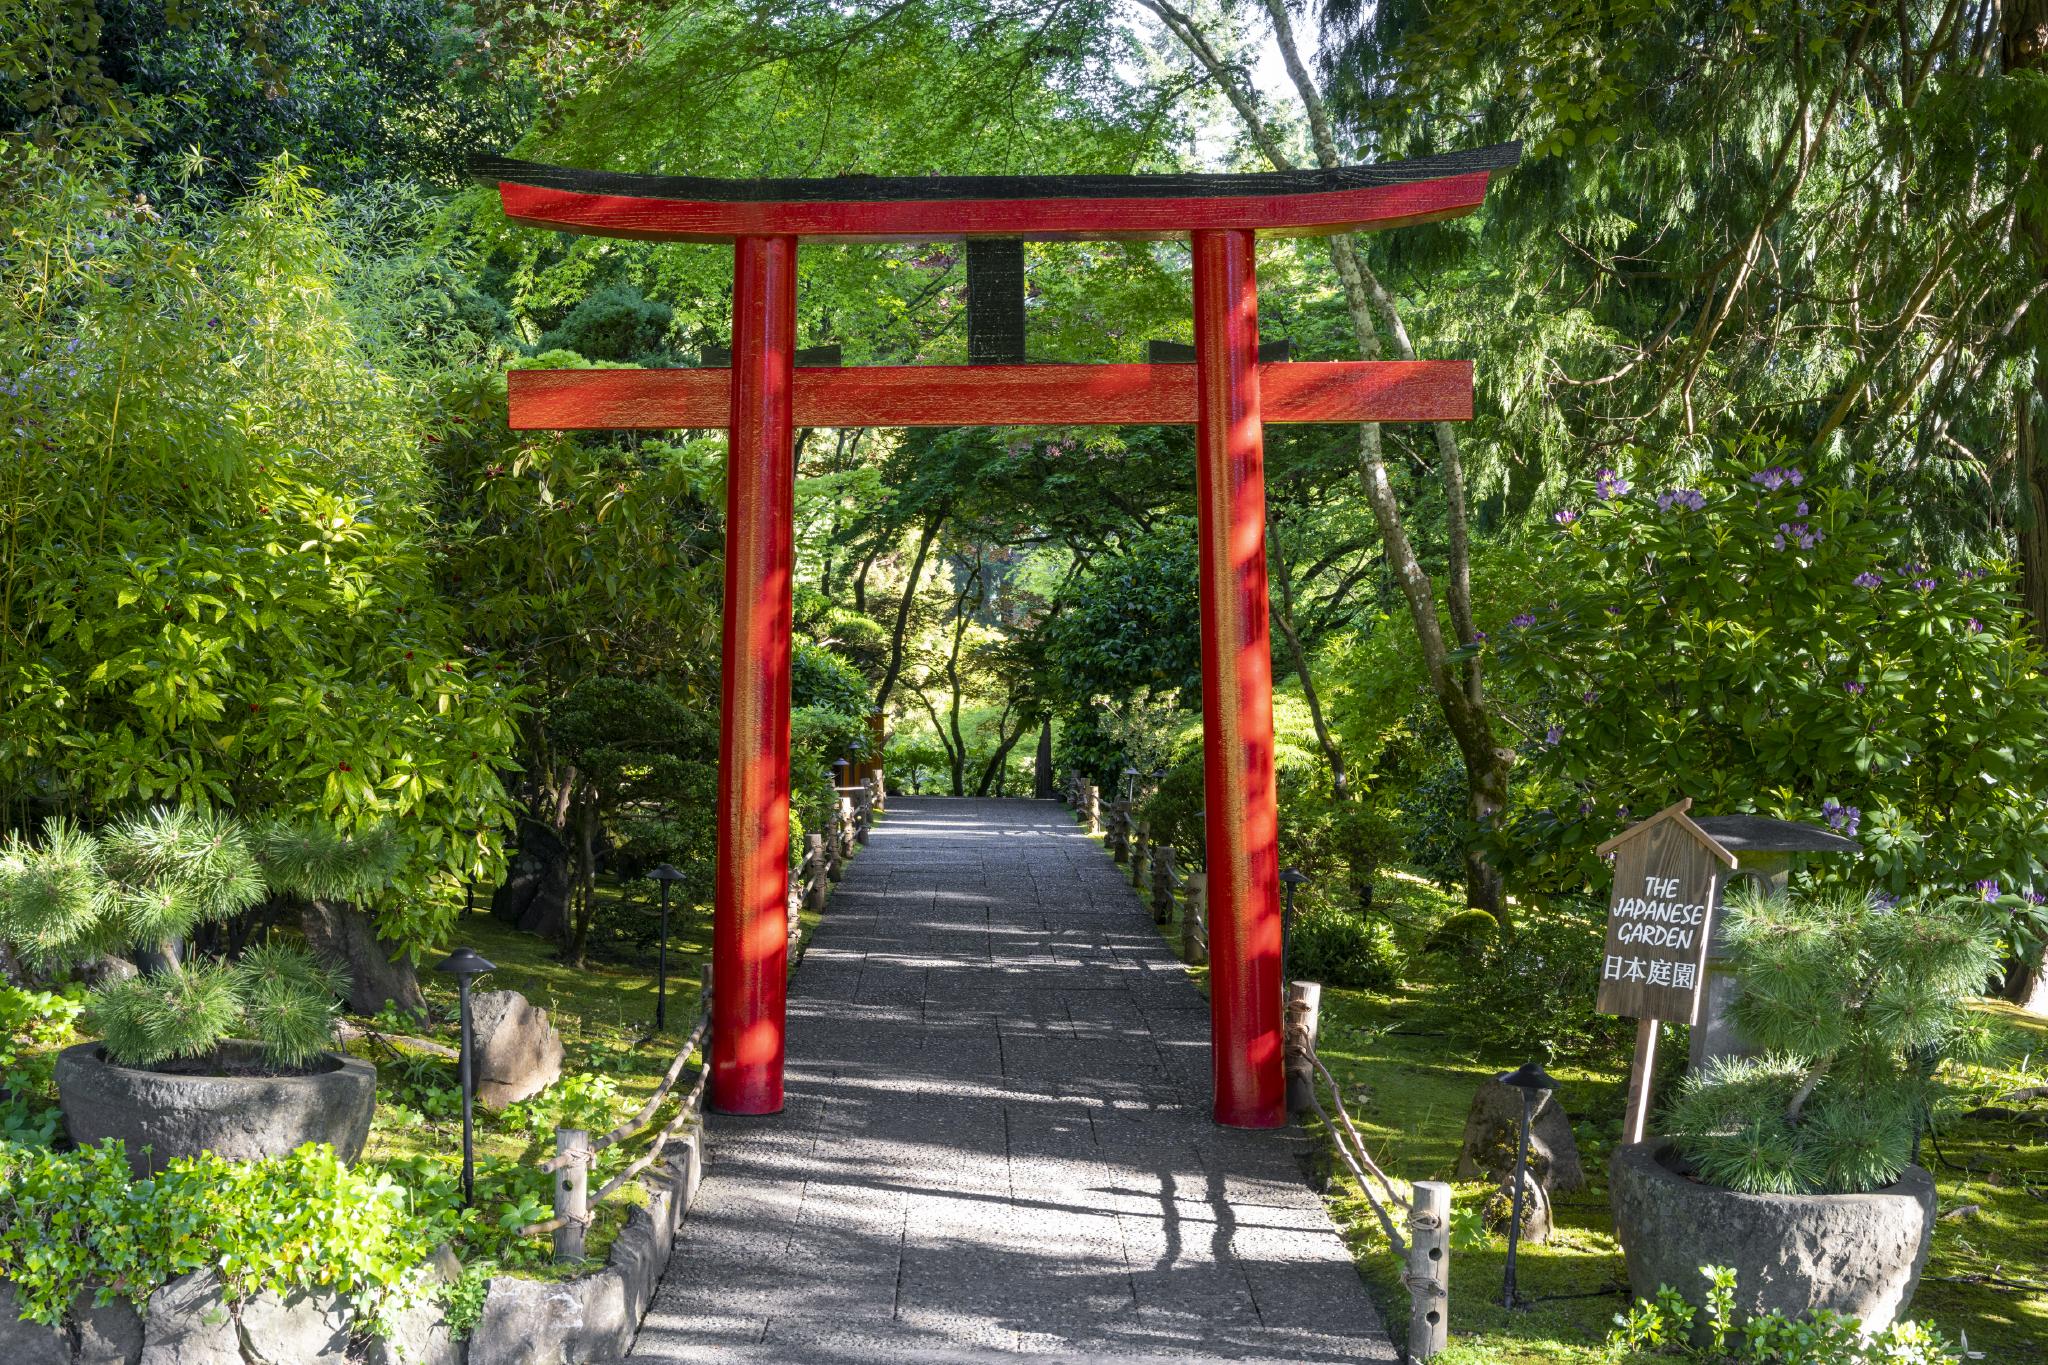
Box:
[1609,884,1998,1331]
[0,810,376,1176]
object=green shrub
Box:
[0,812,351,1068]
[1424,907,1501,956]
[1663,885,1997,1194]
[1452,898,1635,1063]
[1289,902,1403,991]
[1611,1264,1961,1362]
[0,1141,450,1335]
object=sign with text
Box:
[1593,802,1735,1023]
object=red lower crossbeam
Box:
[507,360,1471,430]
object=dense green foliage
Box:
[0,811,349,1066]
[1665,886,1999,1195]
[1613,1265,1961,1363]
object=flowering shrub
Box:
[1499,448,2048,975]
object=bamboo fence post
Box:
[1150,845,1176,925]
[855,787,873,845]
[805,834,828,911]
[1084,783,1101,834]
[553,1128,589,1262]
[1181,872,1207,963]
[1285,981,1322,1115]
[1131,820,1149,889]
[1110,802,1130,863]
[1407,1180,1452,1360]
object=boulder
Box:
[301,898,427,1019]
[71,1286,144,1365]
[1480,1169,1553,1243]
[1609,1141,1936,1330]
[139,1272,240,1365]
[367,1243,468,1365]
[471,991,563,1111]
[237,1286,351,1363]
[467,1273,635,1365]
[1454,1078,1585,1194]
[0,1281,70,1365]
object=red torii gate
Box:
[485,145,1517,1129]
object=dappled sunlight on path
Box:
[628,798,1392,1363]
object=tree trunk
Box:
[2005,0,2048,1003]
[1033,720,1054,799]
[491,813,573,941]
[300,898,427,1019]
[874,511,944,715]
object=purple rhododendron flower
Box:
[1843,681,1866,695]
[1977,879,2001,902]
[1968,618,1984,633]
[1595,469,1630,500]
[1821,799,1861,837]
[1853,571,1883,588]
[1751,466,1805,491]
[1657,488,1706,513]
[1544,726,1562,746]
[1774,521,1822,550]
[1511,613,1537,628]
[1914,577,1938,592]
[1795,501,1809,516]
[1553,508,1579,526]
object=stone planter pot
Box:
[1608,1140,1935,1331]
[54,1040,375,1177]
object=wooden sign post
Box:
[1593,798,1738,1144]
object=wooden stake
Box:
[1624,1018,1659,1146]
[1284,981,1321,1116]
[1408,1180,1452,1360]
[553,1128,589,1262]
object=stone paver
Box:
[628,798,1394,1364]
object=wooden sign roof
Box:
[1595,798,1739,869]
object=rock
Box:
[237,1286,351,1363]
[1609,1140,1936,1330]
[470,991,563,1111]
[71,1286,145,1365]
[492,818,573,942]
[301,898,427,1019]
[55,1040,377,1177]
[1454,1078,1585,1194]
[139,1272,240,1365]
[367,1297,468,1365]
[367,1241,468,1365]
[1480,1169,1553,1243]
[466,1273,634,1365]
[0,1281,70,1365]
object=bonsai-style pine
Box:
[0,809,350,1071]
[1663,883,1999,1194]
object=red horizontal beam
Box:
[508,361,1473,430]
[497,174,1494,245]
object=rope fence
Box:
[523,771,884,1261]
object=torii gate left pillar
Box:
[486,144,1516,1125]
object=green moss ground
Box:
[1137,854,2047,1363]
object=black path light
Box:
[1279,866,1309,982]
[648,863,686,1031]
[1119,766,1140,803]
[435,946,496,1206]
[1496,1059,1559,1308]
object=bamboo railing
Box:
[524,773,882,1261]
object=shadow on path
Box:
[627,797,1396,1363]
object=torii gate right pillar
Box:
[1192,228,1284,1128]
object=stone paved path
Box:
[627,798,1394,1363]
